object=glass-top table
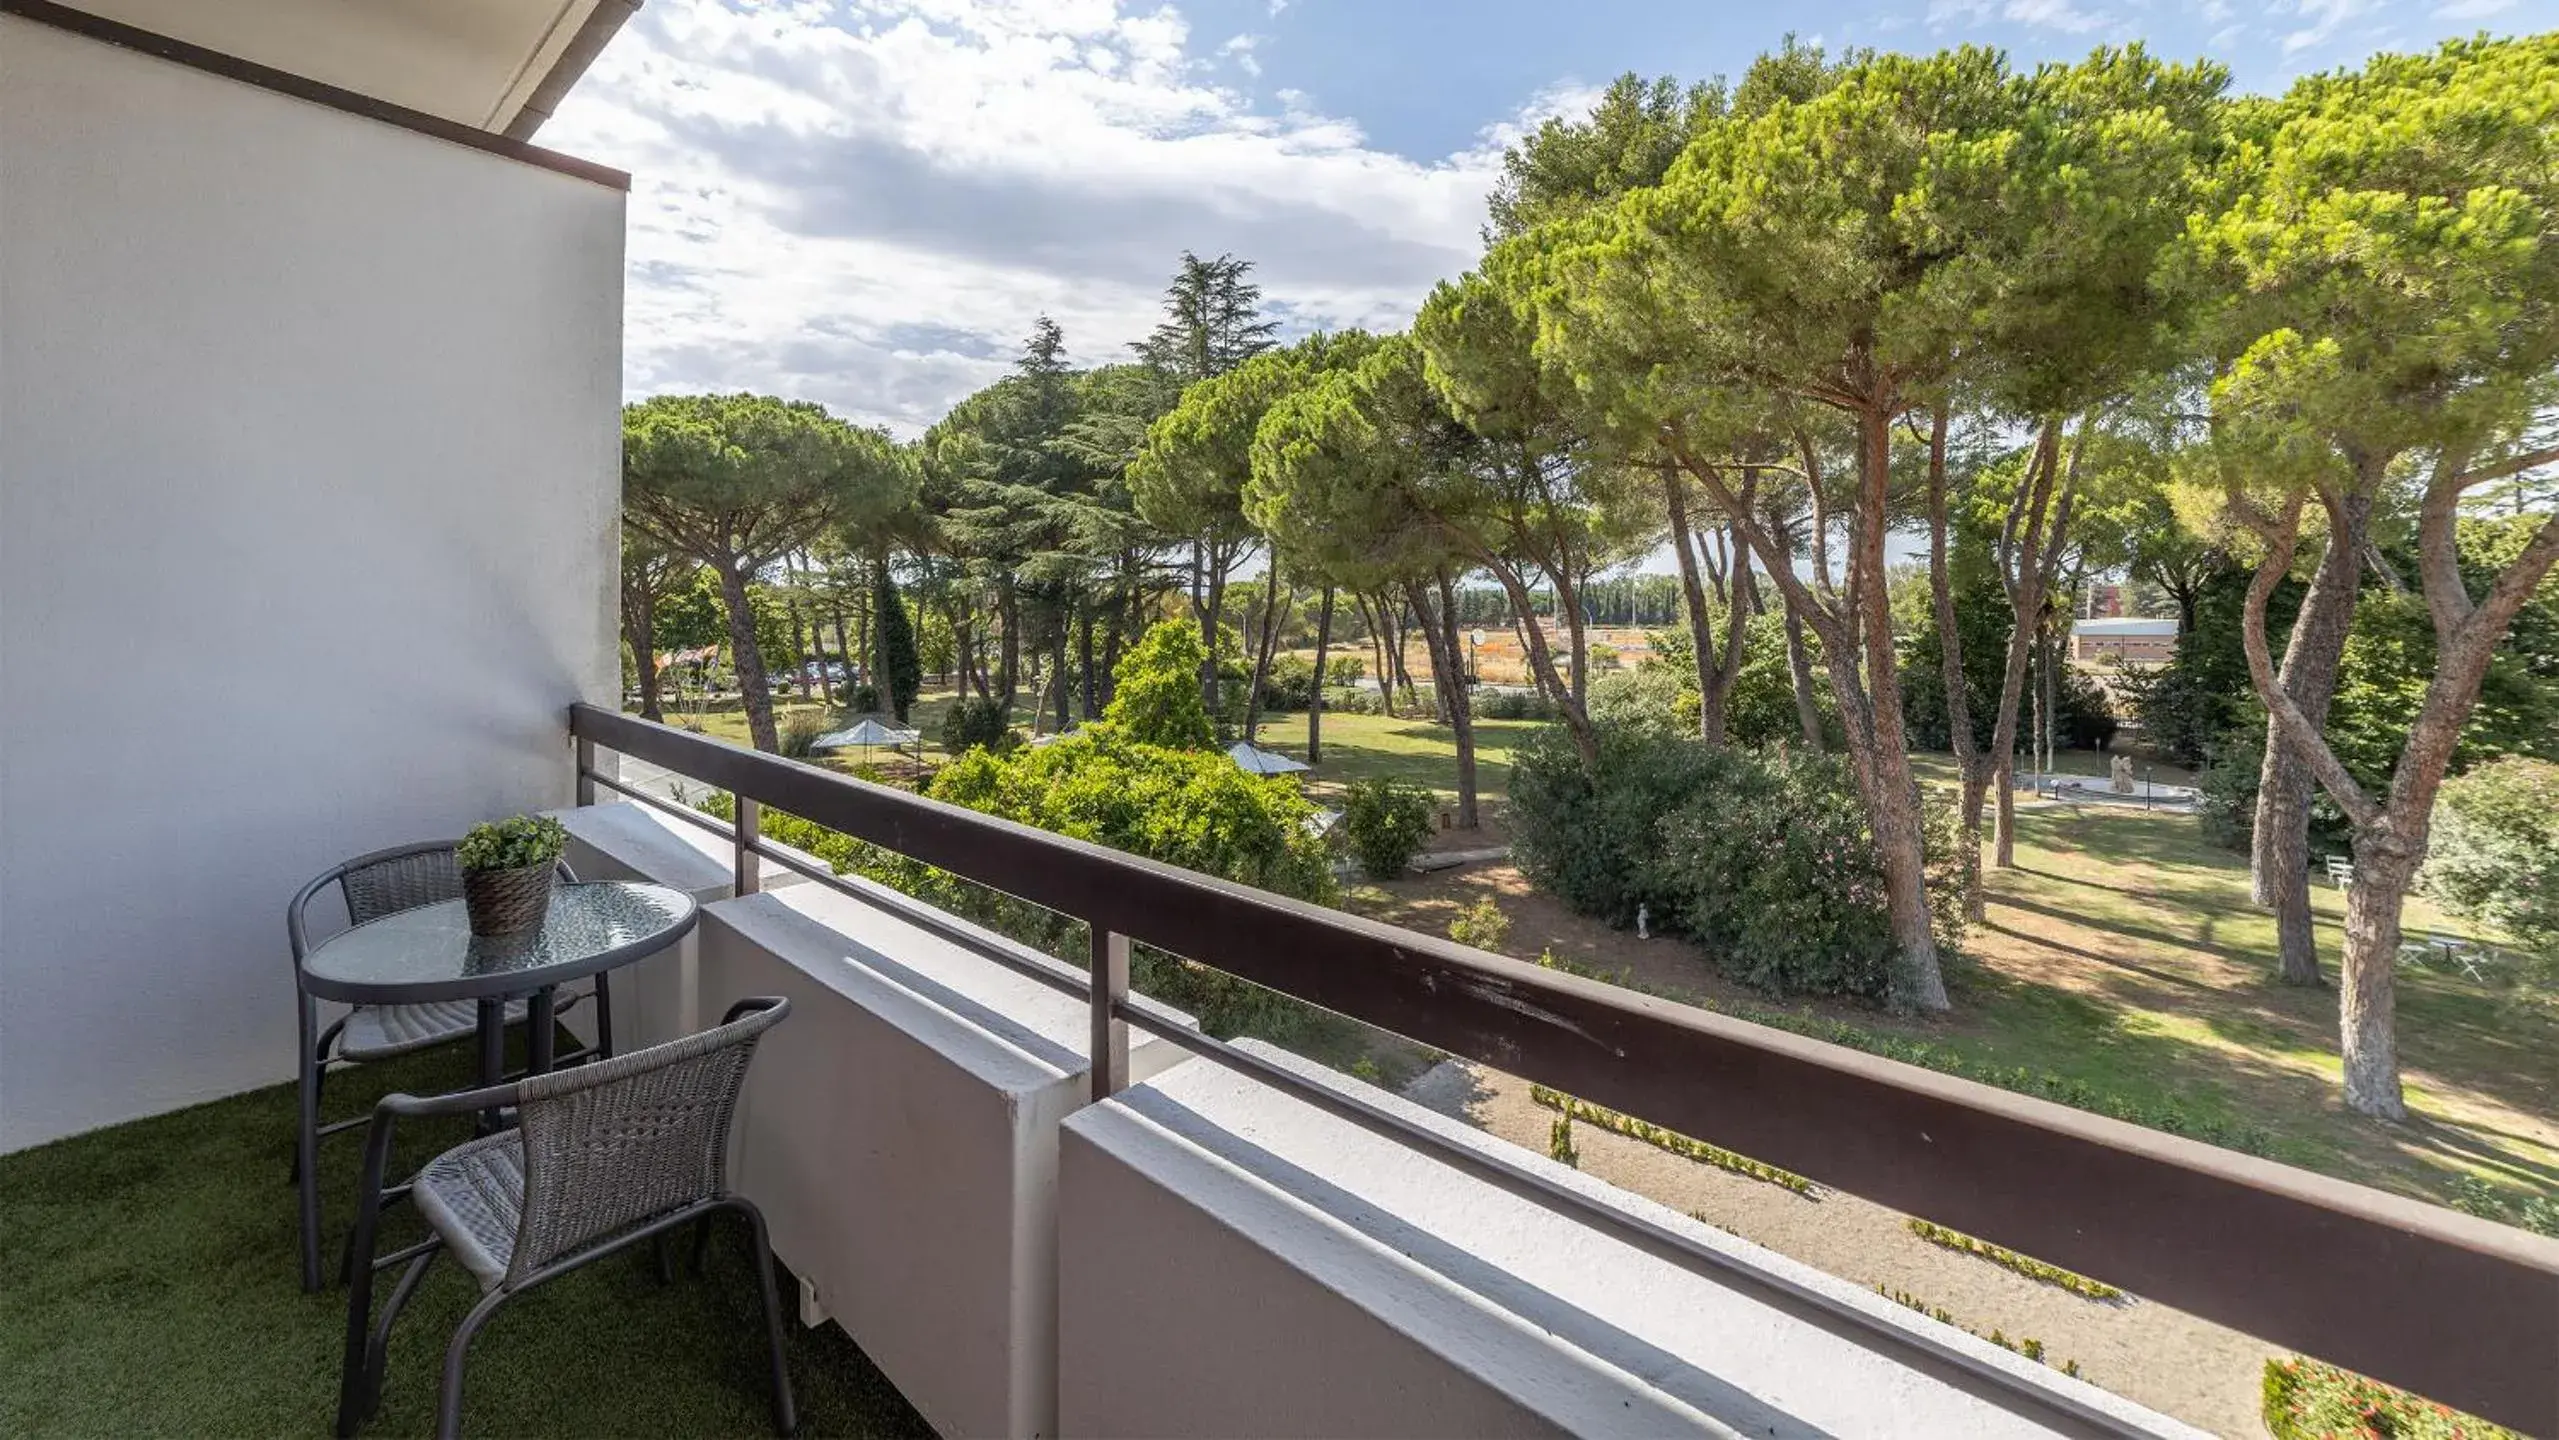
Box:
[299,880,697,1122]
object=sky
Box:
[544,0,2558,443]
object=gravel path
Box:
[1403,1059,2279,1437]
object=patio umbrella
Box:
[1228,740,1310,776]
[814,717,915,765]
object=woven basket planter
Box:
[462,863,555,937]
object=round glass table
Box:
[300,881,698,1120]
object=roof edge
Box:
[501,0,639,142]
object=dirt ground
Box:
[1402,1056,2277,1436]
[1363,813,2285,1436]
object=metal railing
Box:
[569,703,2557,1434]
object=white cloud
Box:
[2280,0,2372,53]
[2433,0,2514,17]
[544,0,1558,436]
[1928,0,2116,33]
[1219,32,1262,78]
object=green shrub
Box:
[1587,669,1687,735]
[850,683,881,713]
[2424,757,2559,960]
[457,814,567,872]
[1904,1219,2123,1300]
[1548,1114,1579,1168]
[778,712,827,759]
[1105,621,1216,748]
[1325,656,1366,687]
[710,731,1339,1043]
[1259,654,1318,712]
[1511,723,1963,1002]
[939,697,1017,756]
[2262,1358,2515,1440]
[1447,897,1511,952]
[1342,777,1437,879]
[1474,687,1558,721]
[1531,1087,1812,1194]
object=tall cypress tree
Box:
[874,563,922,723]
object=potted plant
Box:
[456,814,569,937]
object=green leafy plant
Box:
[2262,1358,2516,1440]
[2424,757,2559,962]
[778,712,827,759]
[1446,897,1511,952]
[1341,777,1437,880]
[1877,1288,2080,1378]
[456,814,567,873]
[1530,1087,1813,1195]
[1904,1218,2123,1301]
[1103,620,1216,749]
[1548,1114,1579,1168]
[1510,724,1966,1003]
[939,697,1017,756]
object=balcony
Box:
[10,704,2544,1438]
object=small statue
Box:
[2111,754,2136,794]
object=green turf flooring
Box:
[0,1040,931,1438]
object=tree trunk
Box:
[1782,606,1824,751]
[2338,834,2414,1120]
[1309,585,1335,764]
[826,593,855,708]
[783,558,814,701]
[1485,560,1597,763]
[1200,540,1230,727]
[1924,406,1986,922]
[1426,572,1480,827]
[1988,422,2070,871]
[713,559,780,753]
[627,577,663,723]
[1244,566,1289,741]
[2252,496,2368,986]
[997,580,1021,712]
[1052,617,1071,733]
[1852,407,1948,1010]
[1078,610,1096,725]
[1663,466,1724,743]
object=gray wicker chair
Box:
[334,996,796,1440]
[288,841,612,1291]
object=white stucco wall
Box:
[0,15,625,1150]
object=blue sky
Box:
[546,0,2556,438]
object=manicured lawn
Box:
[1242,709,1545,801]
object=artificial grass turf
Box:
[0,1041,930,1438]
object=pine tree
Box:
[874,562,922,723]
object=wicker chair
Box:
[288,841,612,1291]
[333,997,796,1440]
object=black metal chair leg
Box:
[436,1289,509,1440]
[690,1213,713,1276]
[592,971,615,1059]
[651,1232,675,1285]
[732,1199,798,1438]
[298,1054,326,1292]
[360,1249,437,1424]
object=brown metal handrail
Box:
[570,702,2558,1433]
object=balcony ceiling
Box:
[62,0,634,137]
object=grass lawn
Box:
[1243,709,1546,801]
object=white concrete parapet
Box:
[1057,1042,2201,1440]
[698,880,1188,1440]
[546,800,809,1048]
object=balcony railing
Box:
[568,702,2558,1435]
